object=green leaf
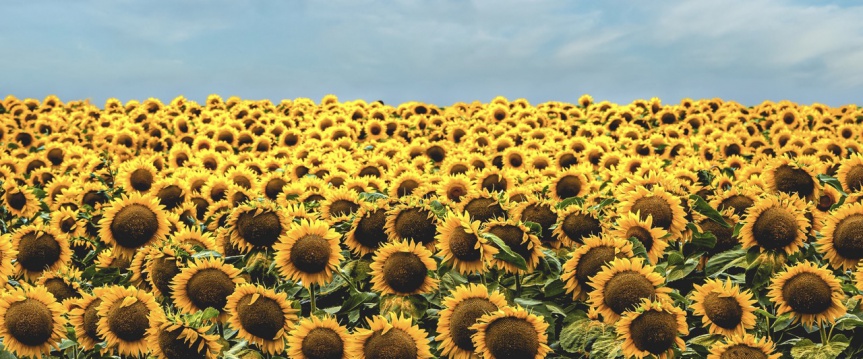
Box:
[686,222,717,250]
[666,258,698,282]
[628,236,650,263]
[191,250,222,259]
[791,336,850,359]
[483,233,527,271]
[834,314,863,330]
[689,194,730,228]
[589,197,617,212]
[772,312,794,331]
[200,307,220,321]
[818,174,848,196]
[359,191,388,202]
[556,196,584,210]
[523,221,543,237]
[341,292,378,312]
[705,247,746,277]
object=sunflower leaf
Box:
[688,194,730,228]
[772,312,794,331]
[555,196,584,210]
[191,250,222,259]
[628,236,650,263]
[818,174,848,197]
[523,221,543,238]
[200,307,220,321]
[666,258,698,282]
[483,233,528,271]
[705,247,746,278]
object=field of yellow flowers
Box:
[1,94,862,358]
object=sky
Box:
[2,0,862,108]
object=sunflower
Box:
[837,153,863,193]
[609,211,669,264]
[739,193,809,255]
[817,202,863,270]
[2,181,40,219]
[511,195,559,247]
[227,200,291,252]
[763,155,820,201]
[389,171,423,198]
[260,172,290,200]
[96,285,162,357]
[12,223,72,280]
[347,313,433,359]
[273,219,344,288]
[767,261,846,327]
[706,333,781,359]
[457,189,509,223]
[587,257,672,323]
[690,278,757,337]
[345,201,391,256]
[169,225,217,251]
[436,284,508,359]
[225,283,299,354]
[616,299,688,359]
[548,165,590,200]
[98,192,170,258]
[36,267,84,308]
[469,306,551,359]
[287,315,351,359]
[202,176,231,203]
[118,158,159,193]
[709,186,759,217]
[147,310,222,359]
[145,242,196,298]
[553,205,604,247]
[50,207,86,239]
[561,235,635,301]
[0,234,18,279]
[618,185,688,240]
[0,285,67,358]
[437,175,473,205]
[68,287,108,350]
[435,210,498,275]
[319,187,362,223]
[171,257,245,321]
[370,240,438,296]
[484,217,544,274]
[474,167,512,193]
[385,199,439,249]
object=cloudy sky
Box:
[3,0,862,107]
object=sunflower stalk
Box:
[310,284,317,314]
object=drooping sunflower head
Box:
[347,313,433,359]
[818,201,863,270]
[553,204,604,247]
[767,261,846,327]
[36,267,84,308]
[385,199,439,249]
[370,240,438,296]
[457,189,510,223]
[225,283,299,355]
[147,310,222,359]
[616,299,689,359]
[287,315,350,359]
[470,306,551,359]
[561,235,635,301]
[227,200,291,253]
[436,284,508,359]
[145,242,195,298]
[96,285,162,357]
[706,333,781,359]
[740,193,809,256]
[435,210,498,275]
[610,210,669,264]
[99,192,170,258]
[484,217,544,274]
[273,219,344,288]
[12,223,72,280]
[618,185,688,240]
[690,278,757,337]
[171,257,245,321]
[588,257,672,323]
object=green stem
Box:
[820,324,827,344]
[337,270,359,293]
[310,284,317,314]
[827,323,835,343]
[480,273,487,287]
[515,273,522,295]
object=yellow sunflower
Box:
[587,257,672,323]
[273,219,344,287]
[763,155,820,201]
[227,200,291,252]
[347,313,433,359]
[618,185,688,240]
[36,267,83,309]
[118,158,159,193]
[511,195,559,247]
[818,202,863,270]
[12,223,71,280]
[470,306,551,359]
[68,287,108,350]
[287,315,351,359]
[147,310,222,359]
[96,285,162,357]
[561,235,635,301]
[457,189,510,223]
[690,278,757,337]
[0,234,19,279]
[435,210,498,274]
[552,205,604,247]
[436,284,508,359]
[739,193,809,255]
[0,285,67,358]
[707,333,781,359]
[225,283,299,355]
[767,261,846,327]
[385,199,439,249]
[837,153,863,193]
[319,187,362,223]
[484,218,544,275]
[345,201,391,256]
[616,299,688,359]
[2,181,40,218]
[171,257,245,321]
[370,240,439,296]
[98,192,170,258]
[548,165,591,200]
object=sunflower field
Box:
[0,94,862,359]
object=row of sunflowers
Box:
[1,94,863,358]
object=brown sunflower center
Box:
[832,214,863,259]
[393,208,437,245]
[555,175,583,199]
[559,153,578,168]
[156,185,185,210]
[575,246,617,287]
[151,257,180,297]
[773,164,815,198]
[395,179,420,197]
[363,328,417,359]
[845,165,863,192]
[290,234,333,274]
[484,317,540,359]
[47,148,64,165]
[301,327,344,359]
[82,190,109,208]
[629,310,679,355]
[817,195,835,212]
[5,299,54,347]
[186,268,236,311]
[17,231,62,272]
[521,203,556,243]
[158,328,208,359]
[720,344,769,359]
[236,295,285,340]
[44,278,80,302]
[446,226,482,262]
[446,184,468,202]
[602,271,656,315]
[700,218,738,254]
[129,169,154,192]
[751,207,798,250]
[264,178,287,199]
[110,204,160,249]
[382,252,428,294]
[236,210,283,248]
[562,212,601,245]
[5,191,26,210]
[60,217,77,233]
[354,209,388,250]
[464,198,506,223]
[626,226,654,251]
[83,298,103,341]
[449,298,497,351]
[782,272,834,315]
[631,196,674,231]
[487,225,532,264]
[481,174,507,192]
[329,199,360,218]
[702,292,743,329]
[107,300,150,342]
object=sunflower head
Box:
[99,192,170,258]
[767,261,846,327]
[347,313,433,359]
[458,189,510,223]
[485,218,544,274]
[370,240,438,296]
[273,219,345,288]
[385,199,439,249]
[553,205,604,247]
[345,201,391,256]
[764,156,819,201]
[618,185,687,240]
[470,306,551,359]
[818,202,863,270]
[287,315,350,359]
[0,285,67,358]
[148,310,222,359]
[228,200,291,253]
[616,299,688,359]
[610,210,669,264]
[690,278,757,337]
[12,223,72,280]
[171,257,245,321]
[96,285,162,357]
[436,284,508,359]
[587,257,672,323]
[435,210,498,275]
[561,235,635,301]
[707,333,781,359]
[225,283,299,354]
[740,193,809,255]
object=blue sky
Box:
[3,0,862,107]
